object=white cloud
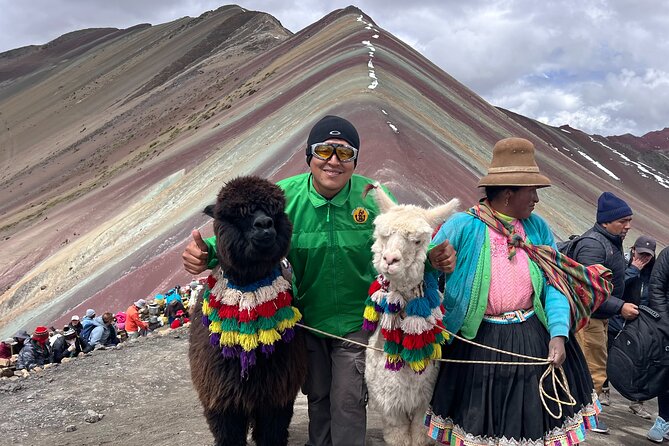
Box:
[1,0,668,136]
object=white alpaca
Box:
[364,184,459,446]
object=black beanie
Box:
[306,115,360,166]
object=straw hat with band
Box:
[478,137,551,188]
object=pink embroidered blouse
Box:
[486,219,534,315]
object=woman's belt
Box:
[483,308,535,324]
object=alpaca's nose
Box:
[383,252,401,265]
[253,215,274,230]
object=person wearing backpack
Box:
[608,235,657,419]
[647,245,669,442]
[572,191,639,434]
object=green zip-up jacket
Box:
[204,172,391,338]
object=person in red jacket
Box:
[170,309,190,329]
[125,299,149,339]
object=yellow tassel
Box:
[408,359,427,372]
[386,354,402,363]
[277,308,300,331]
[363,306,380,322]
[431,344,441,359]
[219,331,238,346]
[239,333,259,351]
[208,321,222,334]
[201,300,209,314]
[258,329,282,345]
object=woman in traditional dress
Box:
[425,137,601,445]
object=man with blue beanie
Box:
[573,191,638,434]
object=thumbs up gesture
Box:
[182,229,210,275]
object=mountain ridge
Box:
[0,5,666,338]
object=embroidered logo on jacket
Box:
[352,207,369,223]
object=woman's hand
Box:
[548,336,566,367]
[428,239,457,273]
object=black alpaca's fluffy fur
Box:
[189,176,307,446]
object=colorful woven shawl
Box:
[363,273,448,372]
[467,200,612,332]
[201,267,302,377]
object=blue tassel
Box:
[405,296,432,318]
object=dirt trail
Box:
[0,325,653,446]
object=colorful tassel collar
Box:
[201,266,302,377]
[363,273,447,373]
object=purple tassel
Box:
[221,346,237,358]
[388,303,402,313]
[385,359,404,371]
[282,328,295,343]
[362,319,378,331]
[261,343,275,357]
[240,349,256,377]
[209,332,220,347]
[374,304,384,312]
[201,315,210,326]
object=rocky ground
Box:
[0,326,656,446]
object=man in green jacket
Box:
[182,115,455,446]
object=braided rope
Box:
[295,322,577,419]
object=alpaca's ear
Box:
[425,198,460,228]
[203,204,215,218]
[364,182,395,213]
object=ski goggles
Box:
[309,142,358,163]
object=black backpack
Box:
[607,305,669,401]
[557,231,613,265]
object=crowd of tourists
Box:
[0,280,202,375]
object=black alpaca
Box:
[189,176,307,446]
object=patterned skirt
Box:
[425,313,601,445]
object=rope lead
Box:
[295,321,577,419]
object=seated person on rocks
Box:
[169,309,190,329]
[81,309,96,330]
[88,312,121,349]
[114,311,126,331]
[68,315,83,336]
[51,327,86,362]
[0,338,14,359]
[164,297,186,324]
[16,326,52,371]
[126,299,149,339]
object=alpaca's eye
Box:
[413,239,421,245]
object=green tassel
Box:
[257,316,277,330]
[275,306,294,321]
[220,318,238,332]
[384,341,402,355]
[239,321,258,335]
[401,344,433,363]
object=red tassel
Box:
[238,307,258,323]
[276,291,291,308]
[402,333,428,350]
[219,305,239,319]
[208,296,222,309]
[382,328,401,344]
[368,280,382,295]
[256,300,278,318]
[207,275,217,289]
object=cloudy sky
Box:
[1,0,667,137]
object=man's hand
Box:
[548,336,566,367]
[182,230,209,275]
[428,239,457,273]
[621,302,639,320]
[631,252,652,270]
